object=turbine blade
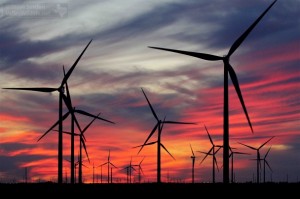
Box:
[265,146,272,158]
[141,88,159,121]
[140,156,145,165]
[61,39,93,86]
[101,162,108,166]
[75,109,115,124]
[37,111,70,141]
[259,136,275,149]
[81,113,100,133]
[234,152,251,155]
[204,125,214,145]
[238,142,257,150]
[228,0,277,56]
[52,129,80,136]
[81,138,90,163]
[2,87,57,92]
[143,141,157,146]
[82,163,89,168]
[148,46,223,61]
[161,143,175,160]
[214,155,219,172]
[265,160,272,172]
[190,144,195,156]
[215,146,222,154]
[134,141,157,149]
[199,149,212,164]
[140,167,144,175]
[200,153,209,164]
[61,93,74,115]
[64,68,73,108]
[110,163,117,168]
[137,123,158,154]
[163,121,196,125]
[131,166,136,171]
[228,63,253,133]
[159,116,166,133]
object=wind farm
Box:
[0,0,299,195]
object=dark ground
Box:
[0,182,299,197]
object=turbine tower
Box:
[190,144,196,183]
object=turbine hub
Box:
[59,86,65,94]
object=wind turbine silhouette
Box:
[238,136,274,183]
[229,146,250,183]
[122,156,136,183]
[58,71,115,184]
[100,150,117,183]
[148,0,277,183]
[190,144,196,183]
[55,112,104,184]
[65,152,88,183]
[48,67,115,184]
[135,88,196,183]
[198,125,222,183]
[2,39,93,183]
[97,163,104,183]
[133,156,145,183]
[262,146,272,183]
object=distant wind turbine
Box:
[198,125,222,183]
[122,156,136,184]
[135,88,197,183]
[2,39,93,183]
[133,156,145,183]
[190,144,196,183]
[100,150,117,183]
[238,136,274,183]
[229,146,250,183]
[57,72,115,184]
[262,146,273,183]
[55,113,103,184]
[148,0,277,183]
[48,67,115,184]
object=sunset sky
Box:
[0,0,299,183]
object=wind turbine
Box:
[55,112,103,184]
[238,136,274,183]
[100,150,117,183]
[198,125,222,183]
[133,156,145,183]
[122,156,136,183]
[148,0,277,183]
[262,146,272,183]
[96,163,104,183]
[48,67,115,184]
[65,152,87,184]
[55,71,115,184]
[229,146,250,183]
[190,144,196,183]
[2,39,93,183]
[135,88,196,183]
[92,162,96,184]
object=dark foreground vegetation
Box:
[0,182,299,196]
